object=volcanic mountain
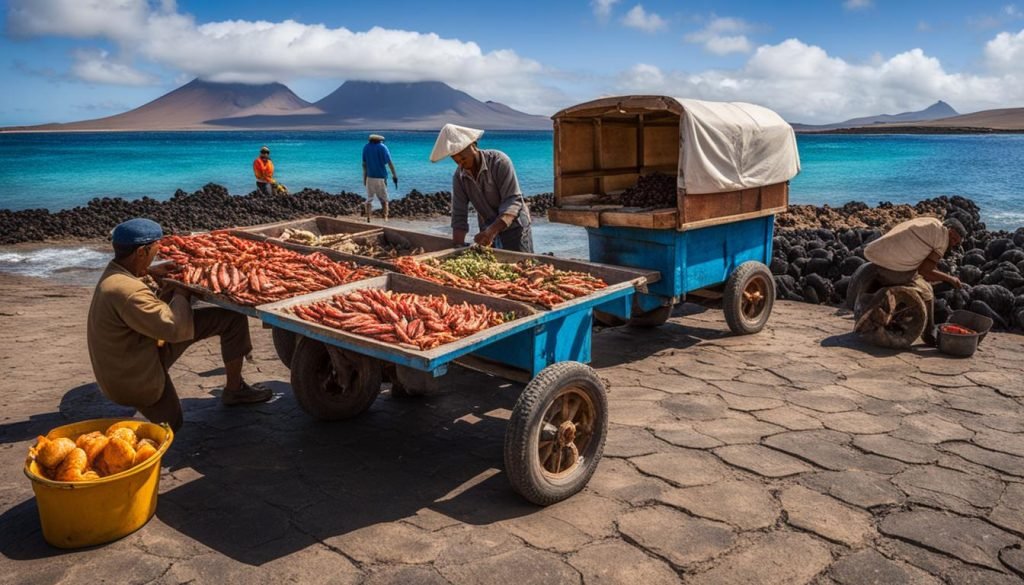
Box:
[19,79,314,131]
[210,80,552,130]
[792,101,960,132]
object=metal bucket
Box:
[947,310,994,344]
[937,324,981,358]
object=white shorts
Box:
[366,178,388,204]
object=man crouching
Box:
[87,218,271,431]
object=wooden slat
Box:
[547,207,602,228]
[593,119,603,195]
[678,206,787,231]
[599,208,677,230]
[559,165,677,179]
[677,182,789,228]
[636,114,645,171]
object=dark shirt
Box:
[451,149,530,231]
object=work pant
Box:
[875,267,936,341]
[489,210,534,253]
[256,181,275,196]
[138,308,253,431]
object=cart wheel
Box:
[290,337,383,420]
[504,362,608,506]
[627,305,672,328]
[723,261,775,335]
[271,327,298,369]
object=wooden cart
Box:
[546,95,801,330]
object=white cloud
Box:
[622,5,667,33]
[592,0,620,20]
[5,0,556,113]
[844,0,873,10]
[70,48,158,85]
[684,17,754,55]
[985,28,1024,72]
[616,38,1023,123]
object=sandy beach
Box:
[3,272,1024,583]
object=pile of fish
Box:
[619,173,677,208]
[289,288,510,350]
[159,232,381,305]
[393,249,608,308]
[278,228,427,259]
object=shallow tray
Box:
[257,273,540,369]
[235,216,382,241]
[412,247,659,310]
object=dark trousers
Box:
[138,308,253,431]
[256,181,275,196]
[494,221,534,253]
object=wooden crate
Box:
[550,96,788,231]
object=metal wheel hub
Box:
[742,277,768,319]
[537,387,596,479]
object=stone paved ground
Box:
[2,275,1024,584]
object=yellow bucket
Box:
[23,418,174,549]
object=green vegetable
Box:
[430,249,521,282]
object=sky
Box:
[3,0,1024,125]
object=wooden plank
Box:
[559,164,677,179]
[593,119,603,195]
[677,182,789,229]
[637,114,645,170]
[547,207,602,228]
[678,206,787,231]
[599,208,678,230]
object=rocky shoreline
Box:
[0,183,555,245]
[773,196,1024,331]
[2,184,1021,331]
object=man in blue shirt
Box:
[361,134,398,221]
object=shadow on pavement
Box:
[1,368,541,564]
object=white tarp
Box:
[673,98,801,194]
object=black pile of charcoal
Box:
[620,173,676,208]
[771,195,1024,331]
[0,184,557,245]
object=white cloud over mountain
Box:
[617,38,1024,123]
[8,0,1024,122]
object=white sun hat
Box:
[429,124,484,162]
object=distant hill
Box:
[792,101,959,132]
[13,79,314,131]
[3,79,549,132]
[211,81,551,130]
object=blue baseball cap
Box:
[111,218,163,246]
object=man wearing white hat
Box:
[362,134,398,222]
[430,124,533,252]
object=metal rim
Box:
[741,274,770,322]
[536,386,597,479]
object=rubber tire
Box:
[271,327,298,369]
[627,305,672,328]
[504,362,608,506]
[723,261,775,335]
[290,337,383,420]
[854,286,928,349]
[845,262,880,310]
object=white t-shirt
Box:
[864,217,949,272]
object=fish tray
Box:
[227,229,394,270]
[412,248,659,310]
[341,227,456,264]
[257,273,540,371]
[235,216,383,242]
[160,232,386,316]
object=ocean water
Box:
[2,130,1023,280]
[1,130,1022,230]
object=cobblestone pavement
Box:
[2,276,1024,584]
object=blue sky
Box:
[3,0,1024,125]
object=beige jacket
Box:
[87,261,194,408]
[864,217,949,272]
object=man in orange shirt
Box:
[253,146,276,196]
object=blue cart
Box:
[548,95,801,330]
[255,261,652,506]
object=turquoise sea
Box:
[1,130,1023,230]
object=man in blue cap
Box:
[87,218,271,431]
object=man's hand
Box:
[147,260,176,278]
[392,175,398,188]
[949,276,963,289]
[473,224,503,247]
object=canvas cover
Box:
[673,98,800,194]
